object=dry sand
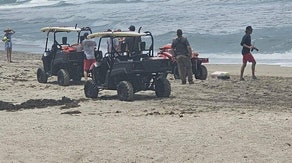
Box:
[0,51,291,162]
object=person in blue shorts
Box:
[3,28,15,63]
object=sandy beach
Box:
[0,51,291,162]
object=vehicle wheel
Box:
[155,78,171,97]
[173,66,180,79]
[195,65,208,80]
[84,80,98,98]
[91,67,99,83]
[37,67,48,83]
[117,81,134,101]
[57,69,70,86]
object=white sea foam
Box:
[1,0,292,67]
[0,0,58,9]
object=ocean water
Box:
[1,0,292,67]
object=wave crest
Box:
[0,0,60,9]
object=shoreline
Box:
[3,50,292,68]
[1,50,291,77]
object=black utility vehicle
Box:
[84,31,171,101]
[37,26,92,86]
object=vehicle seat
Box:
[95,50,103,61]
[61,37,69,46]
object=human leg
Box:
[185,57,194,84]
[5,42,12,62]
[240,62,246,80]
[83,59,96,81]
[176,56,186,84]
[83,59,90,81]
[84,71,88,81]
[246,53,256,79]
[6,49,9,62]
[8,48,12,62]
[240,54,249,80]
[251,61,256,79]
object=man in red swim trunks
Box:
[81,32,97,81]
[240,26,259,81]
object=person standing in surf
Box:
[240,26,258,81]
[2,28,15,63]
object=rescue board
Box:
[211,71,230,80]
[41,26,81,32]
[88,31,147,39]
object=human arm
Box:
[187,46,192,57]
[243,44,258,51]
[241,34,258,51]
[185,38,192,57]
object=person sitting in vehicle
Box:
[125,25,141,56]
[114,29,123,53]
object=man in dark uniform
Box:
[171,29,194,84]
[240,26,258,81]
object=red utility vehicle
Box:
[157,44,208,80]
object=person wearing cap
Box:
[171,29,194,84]
[81,32,97,81]
[125,25,141,56]
[3,28,15,63]
[240,26,258,81]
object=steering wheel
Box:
[104,52,111,58]
[53,41,62,50]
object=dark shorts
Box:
[83,59,96,71]
[242,53,255,64]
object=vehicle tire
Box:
[84,80,98,98]
[195,65,208,80]
[37,67,48,83]
[155,78,171,98]
[57,69,70,86]
[117,81,134,101]
[173,66,180,79]
[91,67,99,83]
